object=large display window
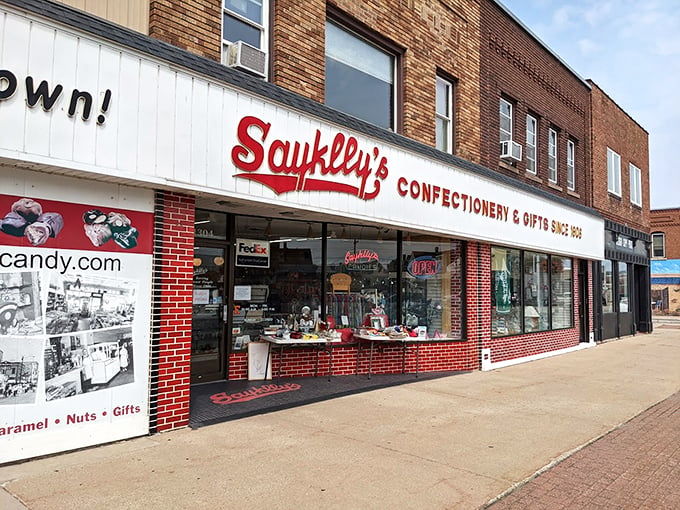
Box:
[228,216,466,347]
[232,217,322,351]
[524,251,549,332]
[491,247,522,336]
[491,246,574,337]
[402,235,463,339]
[325,224,398,329]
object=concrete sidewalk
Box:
[2,329,679,510]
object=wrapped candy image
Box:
[82,208,139,249]
[0,198,65,246]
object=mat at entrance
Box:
[189,371,464,429]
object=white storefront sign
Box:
[0,170,154,464]
[0,6,602,261]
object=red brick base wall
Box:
[151,191,194,432]
[481,252,582,364]
[227,340,475,381]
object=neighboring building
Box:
[479,0,595,364]
[650,208,680,314]
[589,81,652,339]
[0,0,648,463]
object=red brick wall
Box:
[479,0,591,206]
[478,244,583,364]
[227,341,473,381]
[151,191,194,432]
[589,81,650,233]
[650,208,680,259]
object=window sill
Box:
[608,192,622,201]
[499,160,519,173]
[548,182,563,192]
[526,172,542,183]
[567,190,580,199]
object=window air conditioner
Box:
[500,140,522,161]
[223,41,267,78]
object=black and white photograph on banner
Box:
[0,337,42,405]
[0,271,43,337]
[44,326,134,401]
[45,273,136,335]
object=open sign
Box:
[407,256,440,279]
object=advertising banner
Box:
[0,189,153,464]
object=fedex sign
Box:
[236,238,270,268]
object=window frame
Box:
[526,114,537,174]
[491,246,574,338]
[652,232,666,258]
[221,0,268,67]
[435,75,454,153]
[607,147,622,196]
[566,139,575,191]
[499,98,513,143]
[548,128,558,183]
[324,13,401,131]
[629,163,642,206]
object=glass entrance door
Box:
[191,246,227,383]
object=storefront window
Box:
[195,209,228,240]
[618,262,629,312]
[524,251,549,332]
[551,257,573,329]
[602,260,614,313]
[402,236,462,339]
[491,247,521,337]
[232,217,322,351]
[492,247,577,336]
[326,224,397,329]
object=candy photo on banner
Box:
[0,195,152,253]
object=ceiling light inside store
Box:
[306,223,313,239]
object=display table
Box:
[354,334,433,379]
[260,336,342,383]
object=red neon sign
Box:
[407,256,440,279]
[344,249,379,265]
[231,116,389,200]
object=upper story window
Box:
[526,114,537,174]
[607,147,621,196]
[499,98,512,142]
[567,139,575,191]
[652,233,666,258]
[436,76,454,153]
[325,21,396,130]
[630,163,642,206]
[222,0,267,50]
[548,128,557,183]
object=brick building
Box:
[650,208,680,314]
[0,0,647,463]
[589,81,652,338]
[479,0,596,362]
